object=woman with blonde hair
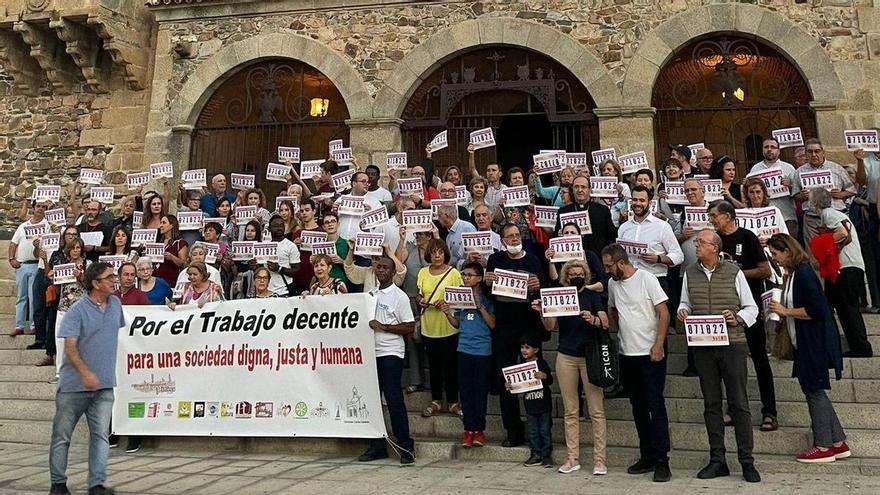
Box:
[533,165,576,207]
[170,261,225,309]
[532,259,608,475]
[598,159,631,227]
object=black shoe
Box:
[400,453,415,465]
[653,460,671,482]
[125,437,141,453]
[603,384,629,399]
[682,366,699,377]
[696,461,730,479]
[542,456,553,468]
[627,458,656,474]
[49,483,71,495]
[357,450,389,462]
[502,436,525,448]
[108,435,118,448]
[741,463,761,483]
[842,350,874,358]
[523,454,543,467]
[27,341,45,350]
[88,486,116,495]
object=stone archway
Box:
[621,3,845,108]
[373,17,620,120]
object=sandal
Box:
[448,402,463,417]
[404,385,424,395]
[760,416,779,432]
[422,400,442,417]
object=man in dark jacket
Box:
[555,175,616,254]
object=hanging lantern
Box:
[310,98,329,117]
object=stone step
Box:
[0,398,55,421]
[0,380,57,400]
[0,418,87,445]
[0,349,49,365]
[0,335,37,350]
[0,364,55,382]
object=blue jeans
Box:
[527,411,552,459]
[368,356,414,456]
[15,262,38,330]
[50,389,114,488]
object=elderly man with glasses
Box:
[791,138,857,246]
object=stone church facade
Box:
[0,0,878,229]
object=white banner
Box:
[735,207,787,243]
[328,139,344,155]
[91,187,114,205]
[428,131,448,153]
[564,153,588,171]
[548,235,584,262]
[112,294,385,439]
[619,151,648,175]
[532,152,563,176]
[300,160,324,180]
[684,206,713,230]
[398,177,423,198]
[491,269,528,300]
[79,168,104,185]
[502,185,531,207]
[701,179,723,202]
[402,209,433,232]
[664,181,688,205]
[34,185,61,203]
[45,207,66,226]
[589,177,619,198]
[361,205,389,230]
[177,211,203,231]
[332,169,356,192]
[299,230,328,252]
[232,241,254,262]
[331,148,354,166]
[502,361,542,394]
[311,241,337,257]
[338,195,365,216]
[444,287,476,309]
[558,210,592,235]
[799,169,833,191]
[461,231,493,255]
[455,185,468,205]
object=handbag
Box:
[45,285,57,304]
[772,318,794,361]
[586,330,619,388]
[419,267,453,315]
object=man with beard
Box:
[77,200,112,262]
[749,138,798,234]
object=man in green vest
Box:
[677,229,761,483]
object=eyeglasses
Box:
[461,273,480,278]
[693,239,717,247]
[806,149,823,154]
[698,156,714,161]
[254,275,270,280]
[97,274,118,282]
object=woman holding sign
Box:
[530,260,608,475]
[172,261,225,308]
[303,254,348,295]
[545,222,608,293]
[47,238,89,379]
[532,166,576,208]
[107,226,139,263]
[154,215,189,287]
[710,156,745,208]
[766,234,848,463]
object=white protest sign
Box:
[402,209,433,232]
[385,152,408,171]
[745,167,788,199]
[735,207,786,243]
[534,205,558,229]
[332,168,356,192]
[131,229,157,247]
[90,187,114,205]
[502,185,531,207]
[444,287,476,310]
[172,280,186,300]
[564,153,588,171]
[762,288,782,323]
[430,198,457,220]
[845,130,879,152]
[559,210,592,235]
[491,269,529,300]
[617,239,650,259]
[144,242,165,264]
[311,241,337,257]
[688,143,705,156]
[398,177,423,198]
[664,181,688,205]
[253,241,278,264]
[701,179,723,202]
[266,162,291,182]
[177,211,203,231]
[40,233,60,254]
[231,241,254,262]
[469,128,495,150]
[455,185,468,205]
[132,211,143,229]
[299,230,328,252]
[502,361,542,394]
[428,131,448,153]
[361,205,389,230]
[300,160,324,179]
[548,235,584,262]
[149,162,174,180]
[34,185,61,203]
[53,263,76,285]
[590,177,619,199]
[591,148,616,166]
[772,127,804,149]
[619,151,649,175]
[540,286,580,317]
[99,255,126,273]
[461,231,493,255]
[79,168,103,185]
[235,205,257,224]
[354,232,384,257]
[328,139,344,155]
[278,146,300,163]
[684,206,713,230]
[799,169,833,191]
[23,222,48,240]
[685,315,729,346]
[127,172,150,191]
[200,242,220,264]
[231,173,255,191]
[202,217,226,229]
[331,148,354,166]
[533,152,563,176]
[275,195,299,213]
[45,208,66,226]
[181,169,207,190]
[338,195,365,216]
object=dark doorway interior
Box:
[497,114,552,173]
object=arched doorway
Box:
[401,47,599,176]
[190,59,350,198]
[652,35,816,174]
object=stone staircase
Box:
[2,312,880,475]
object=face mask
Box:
[570,276,585,289]
[506,244,523,255]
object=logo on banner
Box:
[235,401,253,419]
[177,401,192,419]
[130,374,176,395]
[255,402,274,418]
[128,402,145,419]
[295,401,309,418]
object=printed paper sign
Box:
[235,205,257,223]
[144,243,165,264]
[688,143,705,155]
[328,139,344,155]
[278,146,300,163]
[79,168,104,185]
[431,198,457,220]
[701,179,723,202]
[664,181,688,205]
[444,287,476,310]
[40,233,60,254]
[253,242,279,264]
[90,187,114,205]
[202,217,225,229]
[844,130,879,152]
[619,151,648,175]
[331,168,356,191]
[149,162,174,180]
[361,205,389,230]
[311,241,337,257]
[564,153,588,171]
[53,263,76,285]
[34,185,61,203]
[558,210,592,235]
[275,195,299,213]
[132,211,143,229]
[231,173,255,190]
[386,152,408,171]
[299,230,327,252]
[99,255,126,273]
[772,127,804,149]
[534,205,558,229]
[172,280,187,300]
[617,239,650,258]
[132,229,157,247]
[548,235,584,262]
[181,169,207,190]
[502,361,542,394]
[685,315,729,346]
[491,269,529,300]
[533,152,563,175]
[354,232,384,257]
[591,148,616,166]
[127,172,150,191]
[745,167,788,199]
[402,209,434,232]
[540,150,566,161]
[455,185,468,205]
[266,162,291,182]
[177,211,203,231]
[231,241,254,262]
[331,147,354,166]
[461,231,493,255]
[428,131,448,153]
[45,208,66,226]
[799,169,833,191]
[338,195,365,216]
[469,128,495,150]
[502,186,531,207]
[81,231,104,247]
[23,222,48,240]
[736,207,786,243]
[590,177,619,199]
[684,206,713,230]
[540,287,580,317]
[762,288,782,323]
[200,242,220,264]
[398,177,424,198]
[300,160,324,179]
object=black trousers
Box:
[826,267,873,356]
[620,354,670,463]
[368,356,414,455]
[32,269,50,344]
[744,319,777,418]
[493,331,524,440]
[424,334,459,404]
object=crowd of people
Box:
[11,135,878,495]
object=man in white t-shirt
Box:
[603,243,671,482]
[358,254,416,465]
[9,200,49,336]
[364,165,393,204]
[265,215,301,296]
[335,171,381,241]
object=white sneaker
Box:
[593,463,607,475]
[558,459,581,474]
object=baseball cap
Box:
[668,144,692,162]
